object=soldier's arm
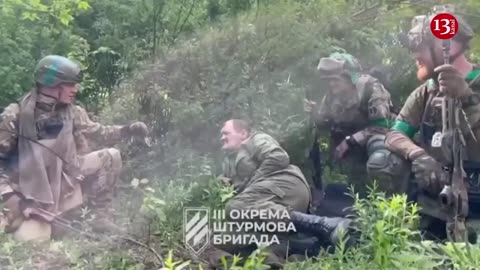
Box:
[350,82,391,146]
[0,104,19,196]
[73,105,128,145]
[248,134,290,182]
[385,86,426,160]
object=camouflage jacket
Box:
[312,74,394,146]
[221,131,310,192]
[391,67,480,163]
[0,96,126,195]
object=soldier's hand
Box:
[434,64,472,98]
[128,122,149,138]
[411,153,447,194]
[217,176,232,186]
[304,99,317,113]
[2,193,23,227]
[334,140,349,160]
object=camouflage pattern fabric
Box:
[311,73,393,192]
[389,68,480,220]
[0,94,126,233]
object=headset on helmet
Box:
[401,4,474,52]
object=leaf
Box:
[131,178,140,188]
[176,260,191,269]
[77,1,91,10]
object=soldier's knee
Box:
[366,135,410,193]
[105,148,122,173]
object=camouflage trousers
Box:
[78,147,122,208]
[2,147,122,241]
[201,176,310,269]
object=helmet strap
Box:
[38,85,62,104]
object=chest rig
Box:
[420,70,480,203]
[326,75,374,139]
[34,102,70,140]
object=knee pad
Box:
[367,149,408,180]
[366,135,411,193]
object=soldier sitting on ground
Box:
[203,119,355,269]
[0,55,149,241]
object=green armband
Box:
[391,120,417,138]
[466,69,480,81]
[371,118,389,128]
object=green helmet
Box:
[34,55,82,87]
[317,52,362,83]
[402,4,474,51]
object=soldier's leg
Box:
[225,178,354,263]
[201,178,311,268]
[365,134,411,196]
[78,148,123,233]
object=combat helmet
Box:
[402,4,474,52]
[34,55,82,87]
[317,52,362,84]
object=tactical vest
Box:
[420,67,480,205]
[327,74,392,139]
[420,68,480,156]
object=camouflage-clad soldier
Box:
[305,52,395,195]
[384,5,480,240]
[204,119,354,269]
[0,55,149,241]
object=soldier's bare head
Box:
[220,119,251,151]
[38,82,80,105]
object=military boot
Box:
[289,211,357,248]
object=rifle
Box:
[305,89,323,193]
[438,38,469,242]
[309,126,323,192]
[25,206,94,237]
[25,206,166,267]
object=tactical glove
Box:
[411,153,447,194]
[434,64,472,98]
[123,122,149,138]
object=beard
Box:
[416,62,433,82]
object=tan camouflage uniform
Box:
[0,93,127,236]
